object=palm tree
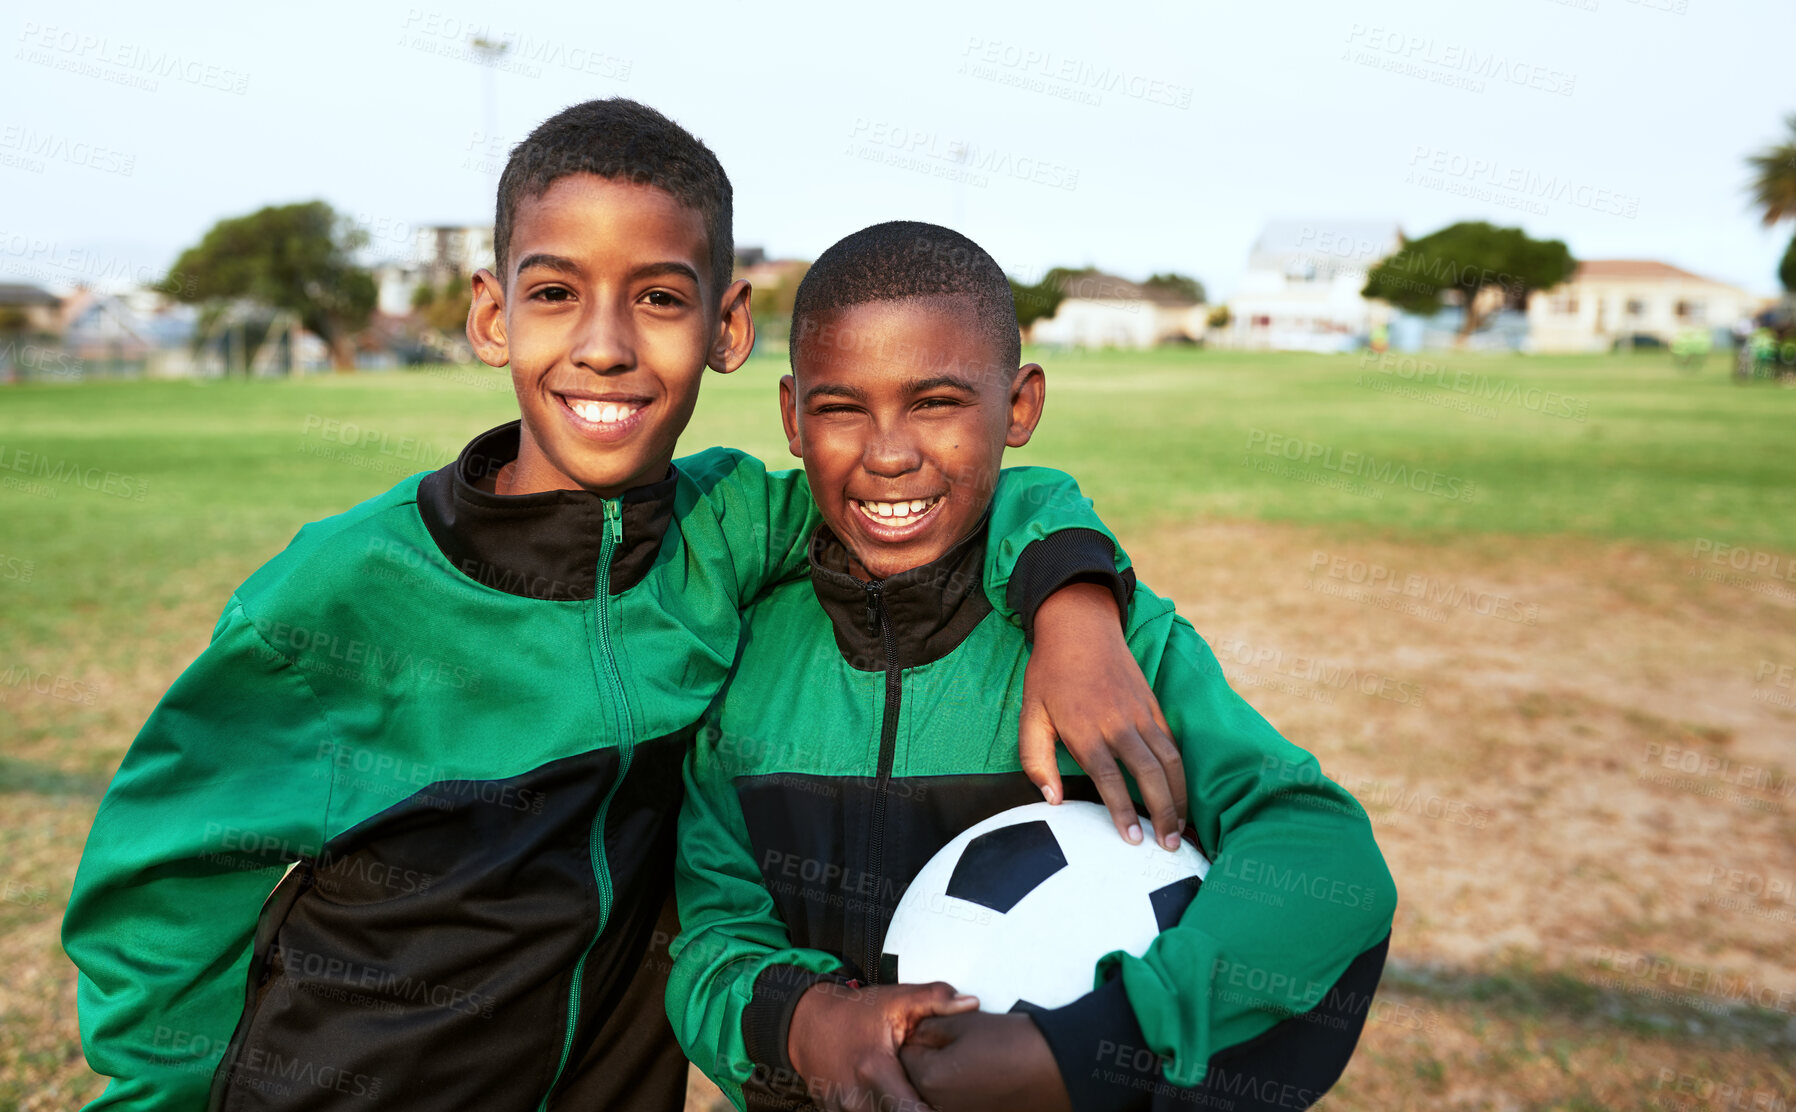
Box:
[1746,113,1796,227]
[1747,115,1796,297]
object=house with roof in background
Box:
[1222,220,1402,353]
[1026,270,1205,349]
[0,283,64,334]
[373,224,495,317]
[1526,260,1764,352]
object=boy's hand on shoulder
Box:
[899,1011,1073,1112]
[1023,582,1188,849]
[789,980,977,1112]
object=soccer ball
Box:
[881,801,1209,1012]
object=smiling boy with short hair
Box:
[63,102,1178,1112]
[668,221,1397,1111]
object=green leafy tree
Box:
[413,276,473,336]
[1010,267,1086,331]
[1746,113,1796,292]
[160,201,376,370]
[1144,272,1206,304]
[1362,221,1574,344]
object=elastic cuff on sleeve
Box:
[1008,528,1136,639]
[741,963,851,1102]
[1026,974,1155,1112]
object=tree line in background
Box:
[150,115,1796,372]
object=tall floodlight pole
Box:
[472,37,510,214]
[948,140,968,230]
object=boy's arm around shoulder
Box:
[682,451,1187,844]
[62,597,334,1110]
[675,449,1130,624]
[666,727,846,1110]
[1029,592,1399,1101]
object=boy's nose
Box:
[569,303,635,373]
[861,427,922,477]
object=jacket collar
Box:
[416,421,675,601]
[807,515,994,671]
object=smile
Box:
[852,495,944,536]
[557,393,650,441]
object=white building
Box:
[1225,220,1401,352]
[1028,271,1205,349]
[374,224,495,316]
[1526,260,1764,352]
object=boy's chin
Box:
[539,443,671,497]
[840,534,948,582]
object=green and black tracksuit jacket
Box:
[669,523,1399,1112]
[61,422,1129,1112]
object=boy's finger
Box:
[1112,728,1181,851]
[1140,714,1188,825]
[916,981,978,1015]
[1017,697,1064,805]
[934,994,979,1016]
[1082,745,1143,844]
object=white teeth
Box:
[857,497,939,524]
[570,400,637,424]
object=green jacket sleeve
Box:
[666,724,846,1111]
[675,448,1130,628]
[1034,602,1398,1099]
[62,598,333,1111]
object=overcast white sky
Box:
[4,0,1792,300]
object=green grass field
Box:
[3,347,1791,658]
[3,347,1794,1111]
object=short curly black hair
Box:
[790,221,1020,370]
[494,98,732,295]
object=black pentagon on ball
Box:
[943,820,1068,913]
[1149,874,1204,931]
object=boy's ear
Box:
[1005,363,1046,448]
[778,374,803,459]
[708,279,756,374]
[467,269,509,368]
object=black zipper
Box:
[861,579,902,984]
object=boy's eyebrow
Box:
[803,381,869,404]
[903,374,980,394]
[514,253,584,278]
[630,261,703,286]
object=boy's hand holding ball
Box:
[789,980,978,1111]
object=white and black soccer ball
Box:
[882,801,1209,1012]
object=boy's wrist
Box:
[787,981,837,1080]
[744,963,850,1084]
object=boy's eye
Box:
[533,286,572,303]
[643,290,683,308]
[917,397,964,410]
